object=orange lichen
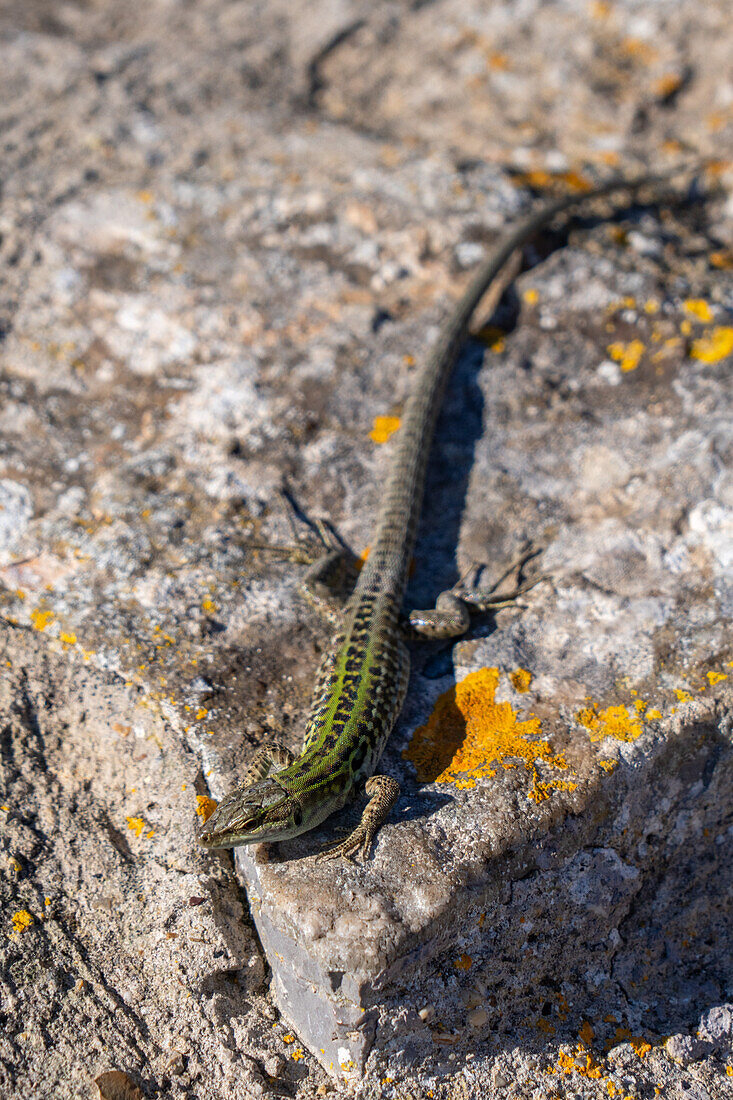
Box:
[621,38,658,63]
[612,1028,652,1058]
[403,668,571,798]
[673,688,693,703]
[11,910,34,934]
[510,667,532,693]
[607,339,645,372]
[546,1045,604,1079]
[577,704,643,743]
[579,1020,595,1047]
[590,2,612,20]
[195,795,218,822]
[453,954,473,970]
[516,169,593,193]
[369,415,401,443]
[654,73,682,99]
[690,327,733,363]
[473,324,506,352]
[30,609,54,632]
[706,670,728,686]
[684,299,713,322]
[710,251,733,270]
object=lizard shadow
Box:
[405,189,699,679]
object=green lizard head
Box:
[199,778,302,848]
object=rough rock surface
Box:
[1,1,732,1097]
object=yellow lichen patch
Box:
[673,688,693,703]
[403,668,570,799]
[706,670,728,686]
[201,597,218,613]
[369,415,401,444]
[59,632,77,646]
[486,51,510,71]
[126,816,146,837]
[195,795,218,822]
[546,1045,604,1079]
[530,777,577,803]
[711,250,733,270]
[607,339,645,373]
[195,707,208,720]
[510,667,532,693]
[684,299,713,323]
[473,324,506,352]
[646,708,662,721]
[633,699,646,712]
[598,759,616,773]
[30,608,54,632]
[523,288,539,305]
[621,37,658,63]
[654,73,682,99]
[590,1,612,20]
[11,910,34,934]
[579,1020,595,1047]
[630,1036,652,1058]
[690,327,733,363]
[577,704,643,743]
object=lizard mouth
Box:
[198,779,299,848]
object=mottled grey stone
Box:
[1,0,732,1098]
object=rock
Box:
[1,1,732,1098]
[697,1003,733,1048]
[665,1034,713,1065]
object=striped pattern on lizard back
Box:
[273,591,410,819]
[198,169,695,857]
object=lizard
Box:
[199,167,697,861]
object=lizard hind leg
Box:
[408,547,548,639]
[301,547,362,620]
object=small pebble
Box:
[263,1054,285,1077]
[467,1006,488,1028]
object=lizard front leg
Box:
[316,776,400,863]
[241,742,296,787]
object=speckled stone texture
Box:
[1,1,732,1098]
